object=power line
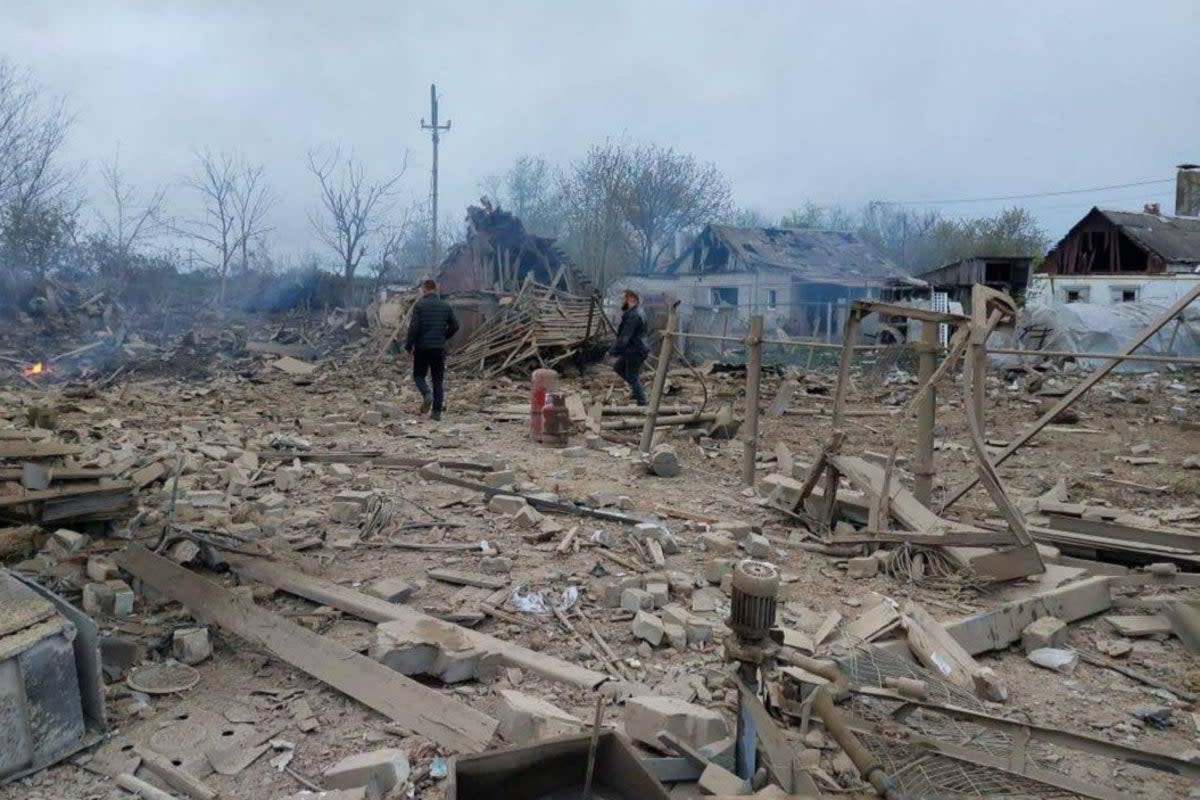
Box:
[878,178,1173,206]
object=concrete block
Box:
[632,611,666,646]
[329,501,362,523]
[51,528,87,554]
[488,494,528,514]
[480,556,513,575]
[186,490,226,509]
[704,558,736,584]
[847,556,879,579]
[365,578,415,603]
[495,689,582,744]
[371,620,481,684]
[511,505,544,528]
[623,695,730,750]
[106,580,135,616]
[333,489,375,508]
[713,520,753,538]
[1027,647,1078,674]
[1021,616,1067,653]
[743,533,772,559]
[621,587,655,613]
[172,627,212,665]
[662,604,714,645]
[82,582,114,614]
[323,748,410,799]
[328,463,354,481]
[484,470,517,489]
[86,556,119,582]
[699,532,736,555]
[663,621,688,650]
[764,475,805,511]
[645,581,669,608]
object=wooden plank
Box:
[0,440,84,459]
[766,378,797,418]
[427,568,509,590]
[1105,614,1173,637]
[226,555,609,690]
[0,481,134,509]
[843,602,900,644]
[901,600,982,690]
[851,299,970,325]
[113,545,497,752]
[944,282,1200,508]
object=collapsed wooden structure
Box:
[447,280,612,377]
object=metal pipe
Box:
[734,662,758,780]
[810,686,904,800]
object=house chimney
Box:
[1177,164,1200,217]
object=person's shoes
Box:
[430,411,442,421]
[419,395,432,414]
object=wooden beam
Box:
[901,601,982,691]
[640,304,678,453]
[225,554,610,690]
[114,545,497,752]
[742,315,764,486]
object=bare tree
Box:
[181,149,273,304]
[0,59,80,290]
[232,161,275,277]
[96,150,167,285]
[622,144,732,273]
[0,59,76,214]
[307,147,405,300]
[481,155,566,238]
[560,141,634,290]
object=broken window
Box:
[711,287,738,307]
[765,289,777,310]
[1111,287,1139,303]
[1063,287,1089,303]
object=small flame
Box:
[23,362,44,377]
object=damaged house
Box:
[436,201,594,295]
[1029,165,1200,308]
[629,224,907,349]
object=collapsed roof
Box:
[658,224,906,286]
[436,202,593,295]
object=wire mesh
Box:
[834,645,1086,799]
[859,734,1081,800]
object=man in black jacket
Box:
[405,279,459,421]
[610,289,648,406]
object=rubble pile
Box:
[1,288,1199,800]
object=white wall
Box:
[1028,274,1200,308]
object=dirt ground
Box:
[2,344,1198,800]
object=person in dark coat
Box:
[610,289,649,406]
[405,279,459,421]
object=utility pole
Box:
[420,84,451,273]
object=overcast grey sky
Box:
[2,1,1197,260]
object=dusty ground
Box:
[1,341,1198,800]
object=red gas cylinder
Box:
[530,368,559,442]
[541,392,570,448]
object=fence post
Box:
[742,314,764,486]
[639,304,678,454]
[913,320,938,506]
